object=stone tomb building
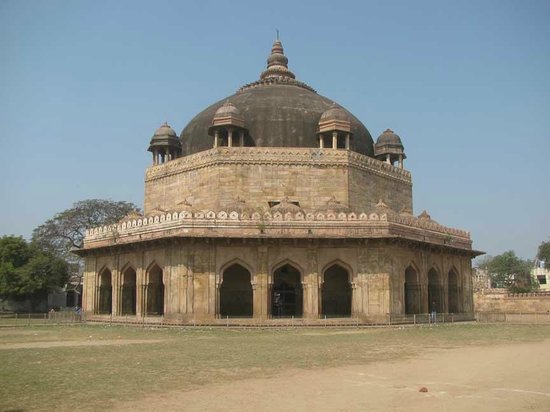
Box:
[79,40,481,324]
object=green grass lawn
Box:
[1,323,550,412]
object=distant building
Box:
[473,267,491,291]
[533,260,549,291]
[77,39,482,324]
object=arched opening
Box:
[121,267,137,315]
[321,264,351,317]
[220,263,253,317]
[271,264,302,318]
[146,264,164,316]
[448,268,461,313]
[98,269,112,315]
[428,268,443,314]
[404,265,421,314]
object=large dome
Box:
[180,40,374,157]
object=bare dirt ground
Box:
[114,340,550,412]
[0,339,162,350]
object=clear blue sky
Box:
[1,0,548,260]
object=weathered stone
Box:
[77,39,480,325]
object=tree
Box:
[0,236,68,301]
[486,251,534,292]
[32,199,140,259]
[31,199,140,299]
[537,241,550,268]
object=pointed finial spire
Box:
[260,38,296,80]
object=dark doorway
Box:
[220,264,253,317]
[146,264,164,316]
[428,268,443,313]
[321,264,351,317]
[448,269,460,313]
[122,267,137,315]
[404,266,421,314]
[271,264,302,317]
[98,269,112,314]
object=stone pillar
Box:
[319,135,324,149]
[208,243,216,317]
[136,259,145,317]
[304,247,319,318]
[239,130,244,147]
[111,269,120,316]
[332,131,337,149]
[345,134,350,150]
[399,154,403,169]
[420,253,429,313]
[228,129,233,147]
[253,246,269,320]
[386,153,391,164]
[82,257,97,314]
[152,151,157,165]
[214,130,219,148]
[165,148,169,162]
[186,252,194,315]
[351,281,359,316]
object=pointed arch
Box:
[321,261,352,317]
[448,266,461,313]
[404,260,421,278]
[428,266,443,314]
[219,262,253,317]
[219,258,254,285]
[146,262,164,316]
[271,261,303,318]
[271,259,305,282]
[404,263,421,314]
[121,263,137,316]
[320,259,354,284]
[97,266,112,315]
[145,260,164,283]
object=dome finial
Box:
[260,37,296,80]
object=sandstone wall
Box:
[143,148,412,214]
[82,239,472,324]
[474,290,550,313]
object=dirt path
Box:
[114,340,550,412]
[0,339,162,350]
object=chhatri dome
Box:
[180,38,375,157]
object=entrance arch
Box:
[404,265,421,314]
[121,266,137,315]
[98,268,112,314]
[448,268,461,313]
[428,268,443,313]
[321,263,351,317]
[271,264,302,318]
[146,264,164,316]
[220,263,253,317]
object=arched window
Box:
[428,268,442,313]
[220,263,253,317]
[404,265,421,314]
[146,264,164,316]
[448,268,461,313]
[271,264,302,318]
[98,268,112,315]
[121,267,137,316]
[321,264,351,317]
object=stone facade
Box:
[474,290,550,313]
[143,147,412,215]
[78,39,480,325]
